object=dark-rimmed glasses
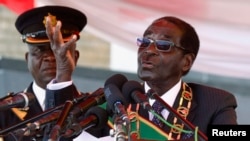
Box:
[136,37,187,52]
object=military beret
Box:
[15,5,87,44]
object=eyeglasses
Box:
[136,37,186,52]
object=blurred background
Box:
[0,0,249,124]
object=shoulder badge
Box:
[11,107,28,121]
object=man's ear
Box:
[182,53,195,72]
[74,50,80,65]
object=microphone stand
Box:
[0,104,64,135]
[149,92,208,141]
[112,115,127,141]
[0,93,89,136]
[48,100,74,141]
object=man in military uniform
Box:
[0,5,88,141]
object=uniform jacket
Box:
[0,82,83,141]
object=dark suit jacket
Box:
[135,82,238,141]
[0,82,83,141]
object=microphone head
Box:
[0,92,35,113]
[104,74,128,90]
[104,84,128,113]
[84,106,108,130]
[122,80,145,104]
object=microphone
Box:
[82,106,108,130]
[122,80,152,111]
[104,83,129,122]
[61,106,108,139]
[0,92,35,111]
[104,82,131,141]
[14,110,61,137]
[14,88,105,136]
[69,88,105,119]
[9,74,126,138]
[104,73,128,114]
[104,73,128,90]
[48,100,74,141]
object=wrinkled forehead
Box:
[143,20,183,38]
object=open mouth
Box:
[141,60,154,69]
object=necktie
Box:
[152,100,165,128]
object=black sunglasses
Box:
[136,37,186,52]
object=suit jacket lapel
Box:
[186,96,197,124]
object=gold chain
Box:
[169,82,192,140]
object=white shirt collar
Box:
[145,79,182,120]
[32,81,45,111]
